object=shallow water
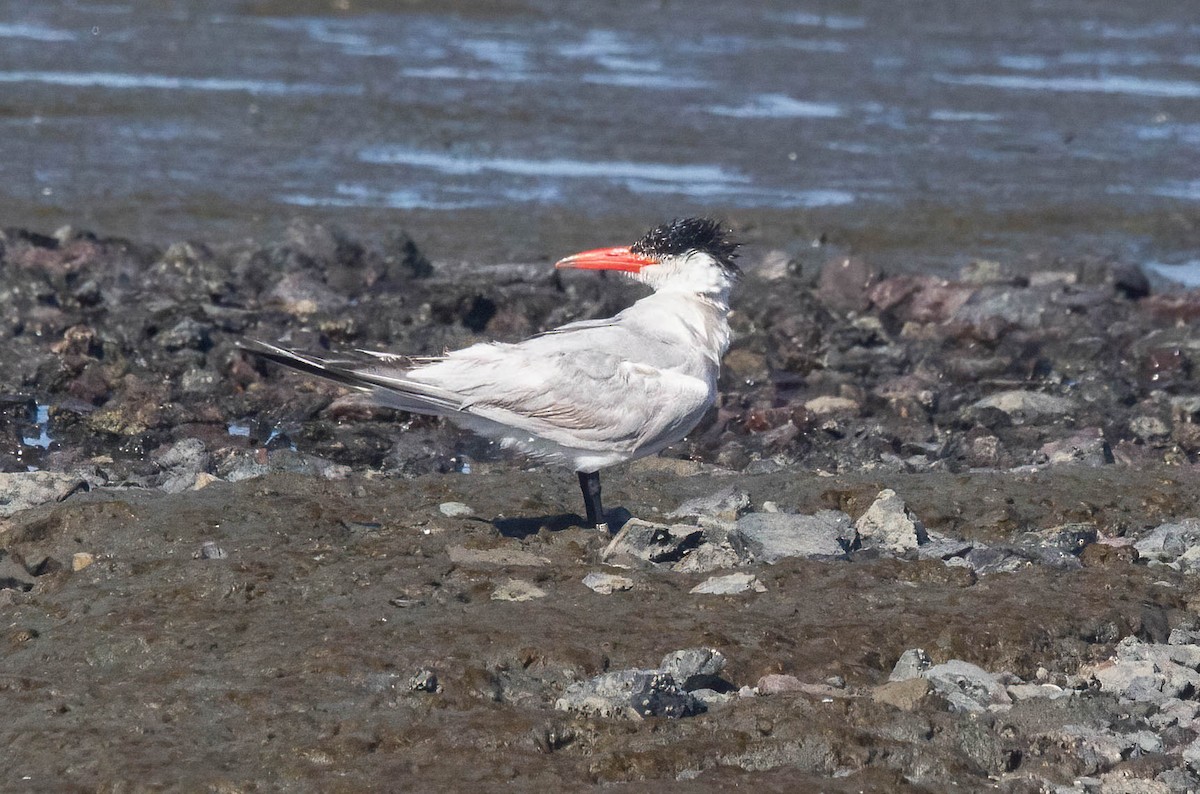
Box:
[1,0,1197,273]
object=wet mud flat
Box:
[6,221,1200,790]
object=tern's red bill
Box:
[554,246,658,273]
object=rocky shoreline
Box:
[5,220,1200,791]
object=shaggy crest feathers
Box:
[631,217,740,274]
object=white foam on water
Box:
[0,22,77,41]
[936,73,1200,98]
[358,147,745,185]
[0,70,360,96]
[708,94,843,119]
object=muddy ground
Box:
[5,219,1200,791]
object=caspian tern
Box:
[247,217,739,531]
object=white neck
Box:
[622,251,736,368]
[631,251,736,307]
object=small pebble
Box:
[409,668,440,693]
[196,541,228,560]
[71,552,95,572]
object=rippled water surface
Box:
[1,1,1197,271]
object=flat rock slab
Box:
[601,519,704,567]
[582,572,635,594]
[689,572,766,595]
[1134,518,1200,563]
[970,390,1075,422]
[922,660,1012,713]
[732,510,855,563]
[0,472,89,520]
[666,487,750,521]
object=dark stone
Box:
[630,673,703,719]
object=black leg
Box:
[577,470,608,531]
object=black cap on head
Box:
[631,217,740,274]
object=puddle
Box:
[21,403,52,450]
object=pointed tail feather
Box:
[240,340,465,415]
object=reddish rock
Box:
[817,256,876,313]
[868,274,926,313]
[869,275,975,324]
[8,236,106,276]
[755,674,804,694]
[1141,292,1200,322]
[906,282,976,324]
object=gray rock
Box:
[556,669,657,719]
[630,673,703,718]
[690,572,766,595]
[0,471,89,519]
[1158,768,1200,794]
[1130,415,1170,441]
[659,648,727,684]
[557,648,731,719]
[970,390,1076,423]
[1087,659,1176,705]
[872,678,933,710]
[220,453,271,483]
[733,510,855,563]
[1134,519,1200,564]
[922,659,1011,713]
[157,437,208,469]
[1059,725,1153,773]
[217,448,356,483]
[1148,697,1199,730]
[1039,429,1112,466]
[196,541,228,560]
[438,501,473,518]
[667,487,750,523]
[953,285,1052,328]
[157,317,212,351]
[0,550,36,591]
[263,449,351,480]
[490,579,547,602]
[691,688,735,708]
[1183,736,1200,770]
[916,531,974,561]
[264,271,347,315]
[855,490,928,552]
[1169,626,1200,646]
[581,572,634,594]
[963,547,1029,574]
[408,668,440,693]
[1029,524,1099,556]
[1088,636,1200,704]
[1006,683,1071,702]
[756,674,806,695]
[155,438,211,493]
[669,525,743,573]
[889,648,933,681]
[601,519,703,567]
[804,395,860,416]
[180,367,217,394]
